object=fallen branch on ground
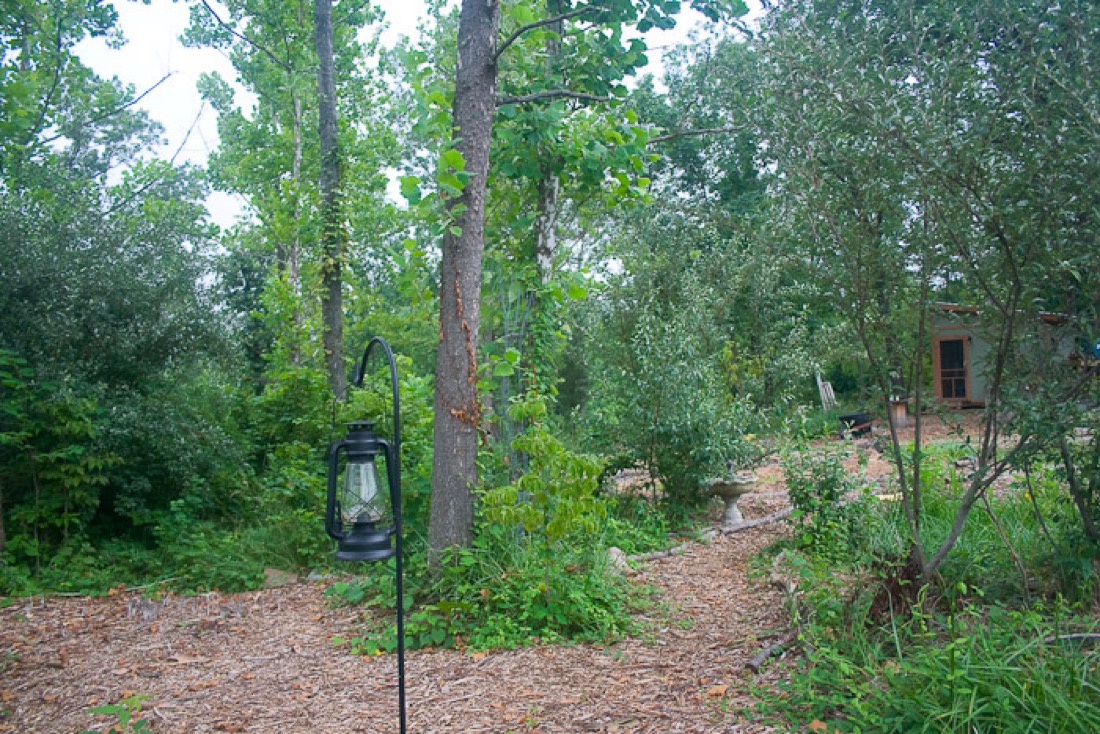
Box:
[628,507,794,563]
[747,628,800,672]
[628,541,694,563]
[718,507,793,535]
[1045,633,1100,645]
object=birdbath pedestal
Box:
[705,474,759,526]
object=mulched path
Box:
[0,490,793,734]
[1,413,987,733]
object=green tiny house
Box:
[932,304,987,407]
[932,303,1083,408]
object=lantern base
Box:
[335,522,395,562]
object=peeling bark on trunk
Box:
[534,174,560,285]
[314,0,346,399]
[428,0,500,551]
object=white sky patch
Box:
[77,0,427,227]
[76,1,759,227]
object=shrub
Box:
[328,522,648,653]
[783,443,867,559]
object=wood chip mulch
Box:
[1,497,797,733]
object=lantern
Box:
[325,420,398,562]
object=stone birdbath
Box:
[704,473,759,526]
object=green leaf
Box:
[441,148,466,171]
[400,176,422,204]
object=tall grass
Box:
[760,444,1100,733]
[772,599,1100,734]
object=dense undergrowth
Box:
[327,507,666,653]
[757,441,1100,733]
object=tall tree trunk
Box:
[314,0,346,399]
[524,0,564,401]
[533,0,563,288]
[534,174,560,285]
[428,0,500,551]
[283,92,305,366]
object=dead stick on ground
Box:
[627,507,792,563]
[747,628,800,672]
[1045,633,1100,644]
[628,542,693,563]
[717,507,793,535]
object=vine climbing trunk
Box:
[428,0,501,551]
[314,0,346,399]
[524,0,564,400]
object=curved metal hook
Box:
[353,336,401,459]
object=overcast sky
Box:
[76,0,431,224]
[76,0,735,225]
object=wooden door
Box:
[938,338,967,399]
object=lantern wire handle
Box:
[352,336,406,734]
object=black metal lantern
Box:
[325,420,398,561]
[324,336,406,734]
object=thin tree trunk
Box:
[283,92,305,366]
[533,0,563,288]
[523,0,564,403]
[1061,436,1099,543]
[534,174,560,285]
[291,95,303,289]
[428,0,500,551]
[314,0,346,399]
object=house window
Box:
[939,338,967,399]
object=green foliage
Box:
[761,599,1100,734]
[329,400,656,652]
[598,494,671,556]
[763,438,1100,733]
[81,692,151,734]
[481,393,606,540]
[783,443,867,559]
[755,0,1100,577]
[581,265,768,511]
[0,357,118,564]
[785,406,850,442]
[153,499,264,593]
[330,522,647,653]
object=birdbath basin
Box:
[704,473,758,526]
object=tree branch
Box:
[103,102,206,218]
[494,7,594,62]
[747,628,800,672]
[198,0,291,72]
[498,89,612,106]
[40,73,174,147]
[649,125,749,144]
[22,20,68,151]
